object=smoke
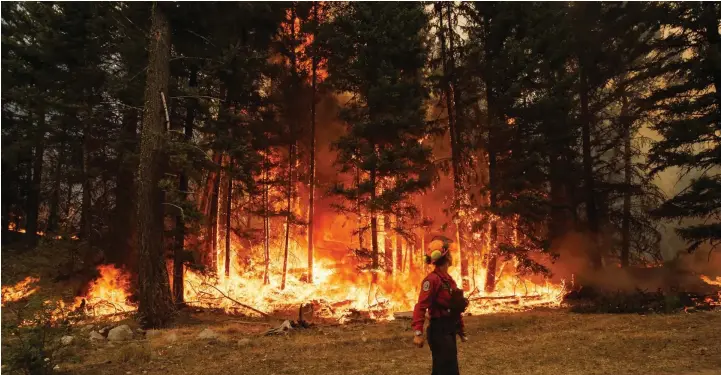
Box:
[542,230,721,293]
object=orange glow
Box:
[280,4,328,84]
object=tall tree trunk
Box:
[446,4,469,286]
[370,166,379,282]
[547,114,573,248]
[263,151,270,285]
[225,160,232,278]
[282,146,292,289]
[47,143,64,233]
[136,3,174,328]
[437,2,468,289]
[26,110,46,239]
[307,1,319,284]
[173,66,197,305]
[282,8,298,290]
[580,59,601,269]
[208,165,220,273]
[621,93,632,268]
[80,122,92,243]
[356,165,364,250]
[483,17,499,293]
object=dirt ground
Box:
[59,309,721,375]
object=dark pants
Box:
[427,317,459,375]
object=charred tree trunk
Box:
[208,164,221,273]
[621,93,632,268]
[47,142,65,233]
[547,114,573,248]
[579,58,601,269]
[437,2,468,289]
[173,66,197,305]
[136,3,174,328]
[80,121,92,243]
[282,8,299,291]
[370,166,379,281]
[225,160,232,278]
[484,16,499,293]
[446,3,469,289]
[26,111,46,239]
[263,151,270,285]
[282,145,293,289]
[356,165,364,250]
[307,1,320,284]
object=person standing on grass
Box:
[412,238,469,375]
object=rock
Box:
[237,338,252,347]
[197,328,219,340]
[146,330,162,339]
[60,336,74,346]
[80,324,94,332]
[98,326,111,337]
[53,365,60,371]
[89,331,106,342]
[108,325,134,342]
[165,332,178,343]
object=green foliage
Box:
[1,295,80,375]
[321,3,434,252]
[646,2,721,253]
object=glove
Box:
[413,334,425,348]
[459,333,468,343]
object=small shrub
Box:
[1,296,79,375]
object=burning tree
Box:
[321,2,435,278]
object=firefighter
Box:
[412,238,468,375]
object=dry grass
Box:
[60,309,721,375]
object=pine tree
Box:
[648,2,721,254]
[321,2,434,276]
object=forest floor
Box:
[2,243,720,375]
[54,309,721,375]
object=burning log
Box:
[203,283,270,318]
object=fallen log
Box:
[203,283,270,318]
[393,311,413,320]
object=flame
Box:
[74,265,136,316]
[181,217,566,321]
[701,275,721,287]
[701,275,721,307]
[1,276,40,305]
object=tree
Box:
[649,2,721,255]
[321,2,435,277]
[136,2,174,328]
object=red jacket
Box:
[411,270,465,333]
